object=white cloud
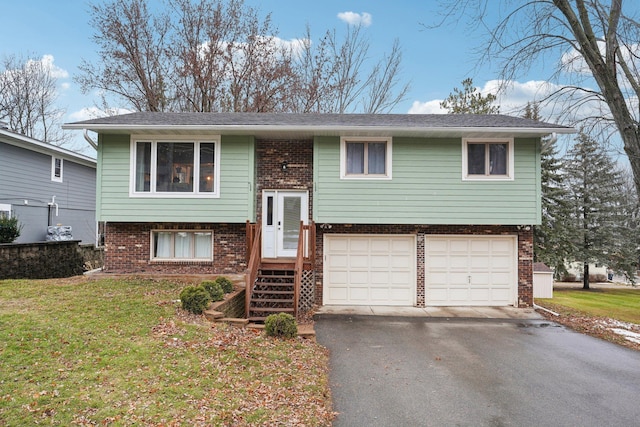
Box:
[408,99,446,114]
[68,106,132,122]
[25,54,69,79]
[407,79,606,124]
[337,11,372,27]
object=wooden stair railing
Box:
[245,220,315,322]
[245,221,262,319]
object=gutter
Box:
[83,129,98,150]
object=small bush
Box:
[264,313,298,339]
[179,286,211,314]
[214,276,234,293]
[201,281,224,302]
[0,216,22,243]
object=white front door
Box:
[262,191,308,258]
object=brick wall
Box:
[315,224,534,308]
[255,140,313,222]
[104,222,246,274]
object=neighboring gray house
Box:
[0,125,97,244]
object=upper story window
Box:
[0,204,11,219]
[462,138,514,180]
[340,137,392,180]
[131,136,220,197]
[51,157,63,182]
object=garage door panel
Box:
[371,239,391,252]
[371,255,390,267]
[371,272,390,284]
[449,240,470,252]
[349,254,369,268]
[349,271,369,284]
[426,236,516,306]
[324,235,416,306]
[327,237,348,251]
[328,270,348,283]
[390,255,411,268]
[349,239,370,251]
[326,253,348,268]
[470,288,490,301]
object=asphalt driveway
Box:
[314,315,640,427]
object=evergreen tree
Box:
[564,132,628,289]
[525,102,574,277]
[608,171,640,283]
[535,137,575,277]
[440,78,499,114]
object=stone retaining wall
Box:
[0,241,105,279]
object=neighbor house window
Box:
[0,204,11,219]
[340,137,392,179]
[131,136,219,197]
[462,138,514,180]
[51,157,63,182]
[151,230,213,260]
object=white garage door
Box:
[324,235,416,306]
[425,236,517,306]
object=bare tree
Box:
[0,54,69,144]
[79,0,410,114]
[431,0,640,195]
[77,0,171,112]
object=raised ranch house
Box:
[0,124,97,244]
[64,113,573,320]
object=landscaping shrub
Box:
[179,286,211,314]
[264,313,298,339]
[201,281,224,302]
[214,276,234,293]
[0,216,22,243]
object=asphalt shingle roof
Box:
[68,112,570,130]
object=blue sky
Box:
[0,1,578,152]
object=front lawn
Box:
[0,276,334,426]
[537,288,640,324]
[536,288,640,351]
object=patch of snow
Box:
[610,328,640,344]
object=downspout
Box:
[83,129,98,151]
[47,196,59,227]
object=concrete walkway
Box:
[315,305,542,320]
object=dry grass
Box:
[0,276,334,426]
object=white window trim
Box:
[51,157,63,182]
[462,137,514,181]
[340,136,392,180]
[150,229,214,262]
[129,135,221,198]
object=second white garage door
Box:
[425,236,517,306]
[324,235,416,306]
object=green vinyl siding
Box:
[97,134,255,222]
[313,136,541,225]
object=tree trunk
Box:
[583,262,590,290]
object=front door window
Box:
[262,191,308,258]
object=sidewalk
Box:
[315,305,543,320]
